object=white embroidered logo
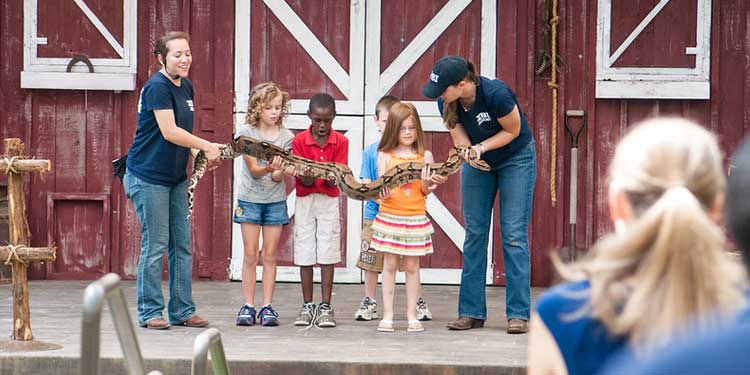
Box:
[186,100,194,112]
[476,112,491,126]
[430,72,439,83]
[137,88,144,113]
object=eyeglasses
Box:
[399,126,416,133]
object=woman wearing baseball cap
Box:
[423,56,536,334]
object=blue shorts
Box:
[233,200,289,226]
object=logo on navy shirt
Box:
[186,100,194,112]
[476,112,491,126]
[137,88,144,113]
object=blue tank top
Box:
[535,281,628,375]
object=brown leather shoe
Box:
[507,318,528,334]
[179,315,209,328]
[144,317,171,330]
[446,316,485,330]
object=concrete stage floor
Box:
[0,280,542,374]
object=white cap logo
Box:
[430,72,439,83]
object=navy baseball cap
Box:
[421,56,470,98]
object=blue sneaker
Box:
[258,305,279,326]
[236,304,256,326]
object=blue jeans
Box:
[233,199,289,226]
[459,140,536,321]
[123,170,195,325]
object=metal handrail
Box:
[192,328,229,375]
[80,273,163,375]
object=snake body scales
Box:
[187,136,490,216]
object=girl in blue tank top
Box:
[527,118,748,374]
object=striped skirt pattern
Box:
[370,212,434,256]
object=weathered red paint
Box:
[0,0,748,285]
[251,0,350,99]
[0,0,235,280]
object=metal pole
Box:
[192,328,230,375]
[81,273,156,375]
[110,287,148,373]
[569,145,578,260]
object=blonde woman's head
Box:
[608,117,724,225]
[556,117,744,354]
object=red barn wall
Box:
[0,0,747,284]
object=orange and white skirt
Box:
[370,212,434,256]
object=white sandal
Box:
[407,319,424,332]
[377,319,394,332]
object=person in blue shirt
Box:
[353,95,397,321]
[422,56,536,333]
[601,137,750,375]
[526,118,747,374]
[123,31,223,330]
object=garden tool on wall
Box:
[564,110,586,261]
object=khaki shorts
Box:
[356,219,405,272]
[293,194,341,266]
[356,219,384,272]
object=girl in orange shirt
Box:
[371,102,447,332]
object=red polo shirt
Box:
[292,126,349,197]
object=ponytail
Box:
[443,101,459,130]
[556,186,743,354]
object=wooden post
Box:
[3,138,52,341]
[0,185,10,283]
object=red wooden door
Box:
[369,0,508,284]
[231,0,364,283]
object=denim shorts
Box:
[233,199,289,226]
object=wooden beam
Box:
[0,246,56,263]
[378,0,472,97]
[4,138,33,340]
[73,0,125,57]
[262,0,350,98]
[0,158,50,174]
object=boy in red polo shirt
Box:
[291,93,348,328]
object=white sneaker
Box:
[315,303,336,328]
[294,302,316,326]
[354,297,378,321]
[416,297,432,321]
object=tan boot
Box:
[507,318,528,334]
[178,315,209,328]
[144,317,171,330]
[446,316,485,330]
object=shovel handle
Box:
[564,110,586,147]
[570,148,578,225]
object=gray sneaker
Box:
[416,296,432,321]
[315,303,336,328]
[294,302,316,326]
[354,297,378,321]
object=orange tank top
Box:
[379,152,427,216]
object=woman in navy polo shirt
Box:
[123,31,223,330]
[422,56,536,334]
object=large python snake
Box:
[187,136,491,217]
